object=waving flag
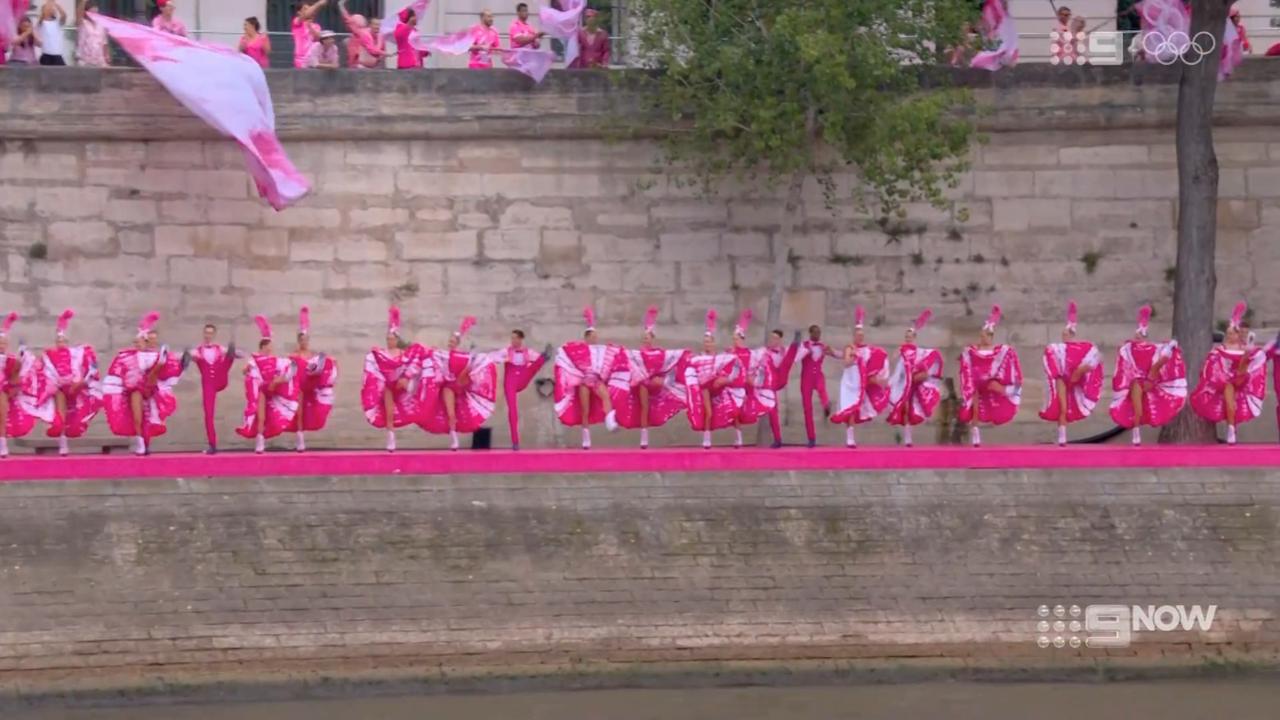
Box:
[1,0,27,38]
[502,48,556,82]
[421,26,476,55]
[90,13,310,211]
[381,0,430,38]
[541,0,587,68]
[970,0,1019,71]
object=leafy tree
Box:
[629,0,979,338]
[1161,0,1232,444]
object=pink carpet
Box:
[0,444,1273,483]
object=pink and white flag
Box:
[420,26,476,55]
[541,0,587,68]
[970,0,1019,71]
[1,0,27,38]
[502,48,555,82]
[90,13,310,211]
[1220,16,1244,80]
[381,0,430,38]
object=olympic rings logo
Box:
[1141,30,1216,65]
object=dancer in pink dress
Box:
[957,305,1023,447]
[799,324,836,448]
[830,307,890,449]
[1109,305,1187,446]
[729,309,776,449]
[554,307,623,450]
[683,310,746,449]
[419,317,499,451]
[886,310,944,447]
[614,306,689,449]
[763,328,800,448]
[102,313,184,456]
[1269,334,1280,443]
[192,323,236,455]
[288,307,337,453]
[492,329,548,450]
[42,309,102,456]
[362,307,426,453]
[1039,300,1104,446]
[1190,302,1267,445]
[1,314,54,459]
[236,316,299,454]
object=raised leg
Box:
[593,384,612,414]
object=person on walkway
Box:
[361,306,426,452]
[1191,302,1267,446]
[508,2,544,49]
[1109,305,1187,446]
[571,8,609,68]
[492,328,548,450]
[340,1,385,69]
[102,312,184,456]
[150,0,187,38]
[191,322,236,455]
[829,307,890,449]
[762,328,800,448]
[1039,300,1103,446]
[468,9,501,68]
[292,0,326,69]
[554,307,622,450]
[799,324,836,447]
[239,16,271,69]
[1,314,54,459]
[419,317,499,451]
[957,305,1023,447]
[236,316,299,455]
[75,1,110,67]
[305,29,340,68]
[886,310,944,447]
[42,309,102,457]
[287,307,337,453]
[614,306,689,449]
[37,0,68,65]
[683,309,745,449]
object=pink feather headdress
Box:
[704,309,717,338]
[643,305,659,335]
[734,308,752,339]
[388,306,401,336]
[1,312,16,338]
[1065,300,1078,333]
[1229,301,1247,331]
[56,309,74,338]
[982,304,1002,333]
[298,306,310,337]
[1135,305,1152,337]
[454,316,477,338]
[912,309,932,333]
[136,311,160,339]
[854,306,866,330]
[254,315,272,341]
[583,306,596,332]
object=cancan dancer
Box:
[191,322,237,455]
[42,309,102,456]
[554,307,623,450]
[1191,302,1267,445]
[1109,305,1187,446]
[236,316,299,455]
[419,317,498,451]
[683,309,745,449]
[102,312,184,456]
[729,309,776,449]
[492,329,548,450]
[0,314,54,459]
[614,306,689,449]
[762,328,800,448]
[361,307,426,453]
[799,324,836,448]
[1040,300,1103,446]
[957,305,1023,447]
[830,306,890,448]
[287,307,337,453]
[886,310,944,447]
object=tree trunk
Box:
[1160,0,1230,444]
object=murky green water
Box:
[9,681,1280,720]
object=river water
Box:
[10,681,1280,720]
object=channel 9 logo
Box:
[1048,30,1123,66]
[1036,603,1218,649]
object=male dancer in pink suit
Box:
[191,322,236,454]
[763,328,800,448]
[495,329,548,451]
[799,324,837,447]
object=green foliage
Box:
[630,0,978,218]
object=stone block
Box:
[722,232,771,259]
[499,202,575,230]
[594,212,650,228]
[328,263,415,292]
[781,290,828,328]
[457,213,495,229]
[118,230,154,255]
[344,141,412,167]
[0,152,80,182]
[482,230,541,260]
[1245,167,1280,197]
[658,232,720,262]
[397,230,479,261]
[536,231,585,278]
[680,262,734,293]
[154,225,249,257]
[728,201,786,230]
[991,198,1072,231]
[650,202,728,226]
[336,237,391,263]
[1071,200,1173,230]
[33,187,109,220]
[731,262,783,291]
[614,262,677,293]
[232,267,324,293]
[348,208,411,229]
[788,233,833,259]
[980,144,1060,167]
[973,171,1035,198]
[320,168,395,196]
[0,186,35,220]
[47,221,114,258]
[247,230,290,257]
[446,262,522,292]
[290,241,336,263]
[169,257,230,289]
[104,199,159,226]
[262,208,342,229]
[1059,145,1150,165]
[581,234,658,263]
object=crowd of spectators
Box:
[1,0,614,70]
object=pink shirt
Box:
[304,41,339,68]
[291,17,319,69]
[9,35,36,63]
[468,24,501,68]
[241,34,269,68]
[151,15,187,37]
[393,21,427,69]
[508,19,539,49]
[573,27,610,68]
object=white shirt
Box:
[38,18,65,56]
